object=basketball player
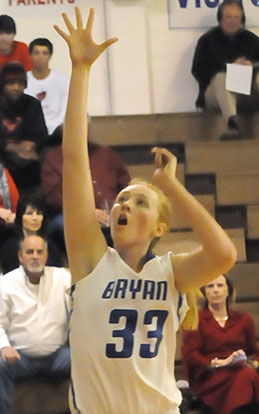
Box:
[54,8,237,414]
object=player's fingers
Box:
[62,12,75,33]
[54,25,69,42]
[154,150,163,168]
[99,37,119,53]
[75,6,83,30]
[85,8,95,34]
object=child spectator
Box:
[0,15,32,71]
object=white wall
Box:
[1,0,259,115]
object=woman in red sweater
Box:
[182,274,259,414]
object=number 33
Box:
[106,309,168,358]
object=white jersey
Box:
[69,247,188,414]
[25,69,69,135]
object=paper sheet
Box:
[226,63,253,95]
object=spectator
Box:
[25,38,69,137]
[0,234,71,414]
[192,0,259,138]
[0,15,32,71]
[0,62,48,191]
[182,274,259,414]
[41,123,130,247]
[0,191,65,274]
[0,162,18,225]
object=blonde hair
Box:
[129,178,199,330]
[181,289,202,330]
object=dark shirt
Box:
[192,27,259,107]
[0,92,48,152]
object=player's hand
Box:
[1,346,20,363]
[151,147,177,190]
[54,7,118,67]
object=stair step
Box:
[185,174,216,195]
[154,228,246,262]
[247,205,259,239]
[216,205,247,229]
[228,262,259,301]
[216,174,259,206]
[186,140,259,175]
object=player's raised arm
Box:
[151,147,237,293]
[54,8,118,282]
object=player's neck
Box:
[116,243,150,273]
[32,67,50,80]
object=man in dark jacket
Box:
[192,0,259,137]
[0,62,48,191]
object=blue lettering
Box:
[205,0,219,7]
[143,280,155,300]
[156,281,167,301]
[102,279,168,300]
[114,279,128,299]
[176,0,258,9]
[177,0,188,8]
[102,281,115,299]
[129,279,142,299]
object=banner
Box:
[168,0,259,29]
[2,0,83,17]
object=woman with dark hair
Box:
[182,274,259,414]
[14,190,46,235]
[0,191,64,274]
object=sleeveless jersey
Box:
[69,247,188,414]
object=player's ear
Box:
[153,222,167,238]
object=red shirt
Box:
[0,168,19,212]
[0,41,32,71]
[41,143,130,213]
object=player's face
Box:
[220,4,243,36]
[30,45,51,70]
[22,205,44,234]
[18,235,48,278]
[3,80,25,102]
[0,32,15,54]
[205,275,229,306]
[111,184,164,249]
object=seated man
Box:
[0,15,32,71]
[0,234,71,414]
[25,38,69,137]
[192,0,259,137]
[0,62,48,191]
